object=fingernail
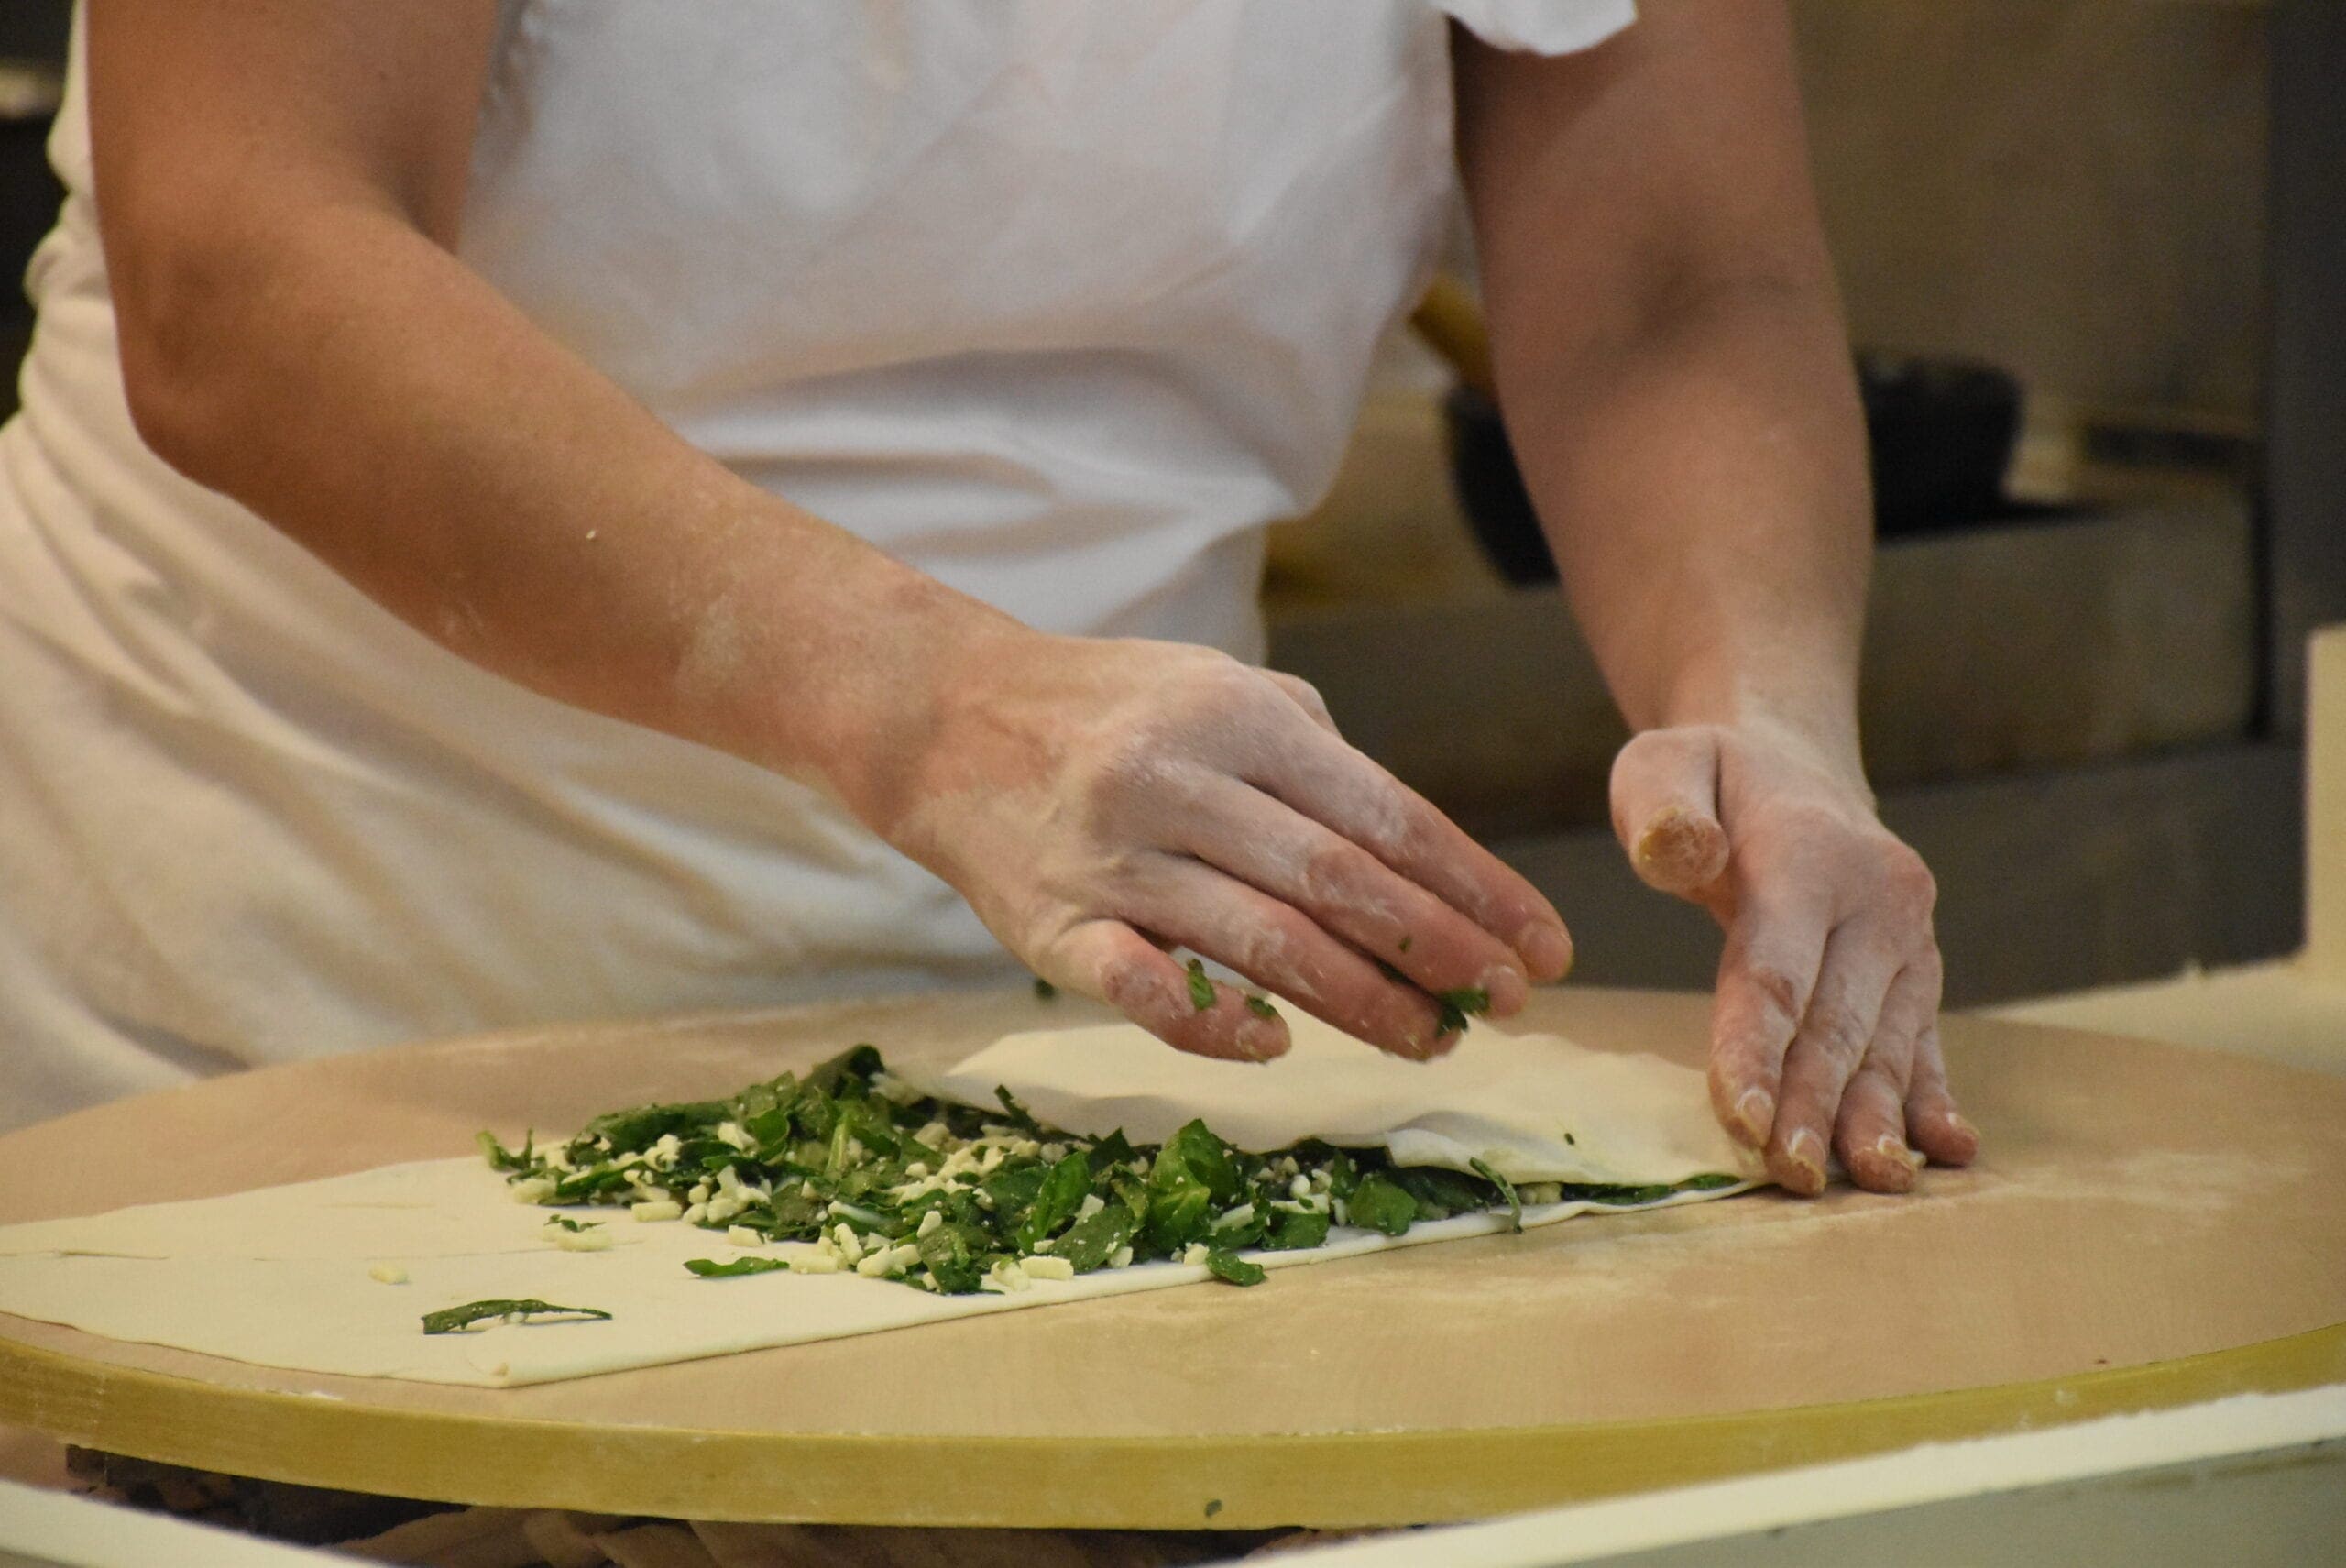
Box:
[1517,922,1573,982]
[1874,1133,1925,1172]
[1478,963,1529,1014]
[1234,1016,1288,1061]
[1733,1086,1775,1145]
[1786,1128,1825,1188]
[1950,1113,1980,1144]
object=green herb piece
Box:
[1373,958,1409,984]
[422,1299,611,1334]
[1433,987,1491,1036]
[583,1100,728,1156]
[1345,1173,1418,1236]
[1186,958,1216,1012]
[477,1130,534,1174]
[1244,995,1278,1021]
[684,1256,794,1278]
[543,1216,603,1233]
[1388,1165,1490,1220]
[1014,1151,1093,1250]
[1470,1158,1523,1233]
[1204,1248,1266,1287]
[1398,935,1413,953]
[916,1221,993,1294]
[993,1085,1047,1136]
[1263,1207,1330,1251]
[1033,978,1058,1001]
[1057,1202,1142,1272]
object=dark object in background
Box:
[0,60,66,423]
[1855,349,2023,534]
[1445,350,2027,587]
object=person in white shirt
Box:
[0,0,1974,1196]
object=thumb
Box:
[1609,728,1730,901]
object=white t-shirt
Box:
[0,0,1634,1128]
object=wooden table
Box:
[1,987,2341,1530]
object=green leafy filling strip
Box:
[422,1299,612,1335]
[478,1046,1739,1300]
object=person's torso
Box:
[0,0,1632,1124]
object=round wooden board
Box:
[1,987,2341,1530]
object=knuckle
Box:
[1879,844,1939,914]
[1741,962,1808,1026]
[1298,839,1376,906]
[1800,1000,1870,1065]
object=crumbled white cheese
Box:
[1029,1236,1053,1254]
[855,1250,895,1277]
[1182,1243,1210,1266]
[706,1193,745,1223]
[1108,1245,1135,1269]
[904,1161,930,1179]
[889,1243,923,1272]
[716,1120,753,1151]
[631,1200,683,1223]
[1289,1174,1312,1201]
[1075,1193,1107,1221]
[682,1202,708,1225]
[726,1225,763,1248]
[1521,1183,1563,1207]
[687,1183,712,1206]
[1020,1255,1074,1282]
[833,1224,863,1266]
[788,1252,841,1275]
[367,1263,408,1285]
[916,1209,944,1238]
[509,1178,556,1204]
[1211,1203,1255,1233]
[715,1164,744,1195]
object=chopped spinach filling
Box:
[479,1046,1735,1298]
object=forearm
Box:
[115,201,1016,819]
[1500,276,1871,775]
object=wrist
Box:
[1652,658,1867,787]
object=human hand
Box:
[870,630,1574,1061]
[1608,718,1979,1194]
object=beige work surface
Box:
[2,987,2341,1530]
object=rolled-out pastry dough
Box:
[0,1016,1761,1387]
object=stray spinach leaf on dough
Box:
[478,1046,1736,1298]
[422,1299,612,1334]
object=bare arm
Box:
[90,0,987,815]
[87,0,1572,1059]
[1455,0,1976,1191]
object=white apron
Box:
[0,0,1634,1128]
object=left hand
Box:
[1608,718,1980,1196]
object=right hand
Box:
[867,629,1575,1060]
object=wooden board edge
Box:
[2,1322,2340,1530]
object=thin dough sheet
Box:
[0,1019,1760,1387]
